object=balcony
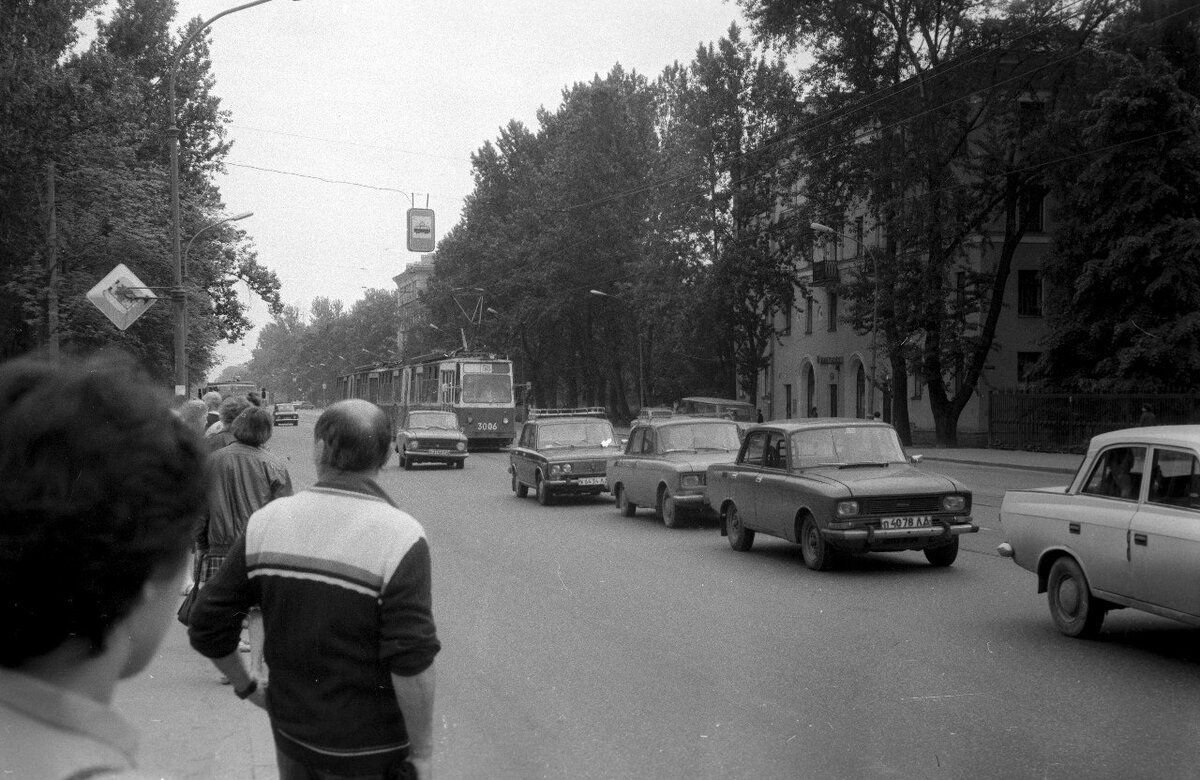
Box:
[811,258,840,286]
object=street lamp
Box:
[169,0,293,396]
[811,221,880,418]
[589,289,645,409]
[182,211,253,277]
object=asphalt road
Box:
[118,416,1200,779]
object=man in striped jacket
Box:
[190,399,440,780]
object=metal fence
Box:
[988,391,1200,452]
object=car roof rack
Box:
[527,406,607,419]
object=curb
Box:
[917,454,1079,475]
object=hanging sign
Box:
[86,264,158,331]
[406,208,436,252]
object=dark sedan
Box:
[704,419,976,570]
[509,409,621,505]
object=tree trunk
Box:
[889,351,912,445]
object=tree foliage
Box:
[0,0,282,388]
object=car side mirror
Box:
[909,454,924,464]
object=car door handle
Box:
[1134,533,1148,546]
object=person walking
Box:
[1139,405,1157,426]
[203,389,224,428]
[206,394,251,451]
[189,399,440,780]
[196,405,293,679]
[0,352,207,778]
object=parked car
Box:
[607,416,741,527]
[509,408,620,505]
[704,419,975,570]
[998,425,1200,637]
[271,402,299,427]
[678,396,757,437]
[395,409,468,470]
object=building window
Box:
[784,383,793,419]
[805,365,816,416]
[781,288,793,336]
[1017,352,1042,384]
[1017,270,1043,317]
[827,291,838,332]
[1018,186,1045,233]
[828,383,839,417]
[804,294,813,335]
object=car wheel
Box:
[658,487,682,528]
[512,471,529,498]
[535,475,553,506]
[1047,557,1106,638]
[800,515,835,571]
[726,504,754,552]
[616,485,637,517]
[924,538,959,567]
[455,460,465,469]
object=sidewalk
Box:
[908,446,1083,475]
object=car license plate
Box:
[576,476,605,486]
[880,515,932,529]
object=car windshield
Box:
[539,421,617,449]
[407,411,458,430]
[276,404,295,412]
[790,426,907,467]
[462,373,513,404]
[659,421,741,452]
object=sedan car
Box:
[705,419,976,570]
[998,425,1200,637]
[271,402,299,427]
[607,416,741,527]
[509,409,621,505]
[396,409,468,469]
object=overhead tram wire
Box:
[219,3,1182,254]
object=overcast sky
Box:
[138,1,749,371]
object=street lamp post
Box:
[168,0,289,396]
[589,289,645,409]
[811,222,880,418]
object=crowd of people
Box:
[0,351,440,780]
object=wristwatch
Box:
[235,678,258,699]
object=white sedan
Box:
[998,425,1200,637]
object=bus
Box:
[338,351,517,450]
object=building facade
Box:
[759,207,1052,445]
[393,253,437,359]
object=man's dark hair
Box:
[0,351,208,667]
[231,406,273,446]
[314,400,391,473]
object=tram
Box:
[200,380,268,404]
[338,351,517,449]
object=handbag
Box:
[176,553,204,626]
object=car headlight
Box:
[942,495,967,512]
[456,442,466,451]
[836,500,860,517]
[562,463,573,474]
[503,416,510,424]
[680,473,704,488]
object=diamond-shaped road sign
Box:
[86,264,158,331]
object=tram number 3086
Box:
[476,422,498,431]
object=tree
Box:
[1037,49,1200,391]
[739,0,1123,444]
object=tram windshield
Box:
[462,372,513,404]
